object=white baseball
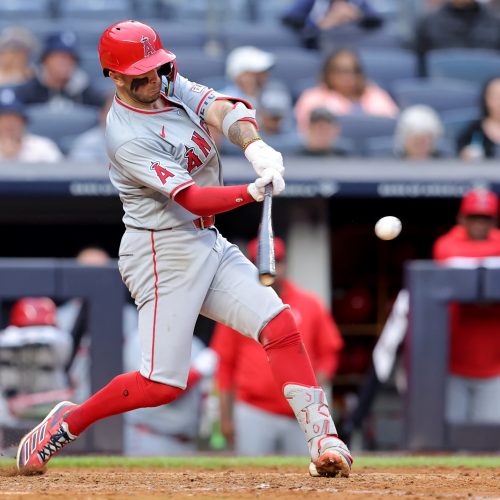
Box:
[375,216,402,240]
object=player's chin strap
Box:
[222,102,258,138]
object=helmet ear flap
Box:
[158,62,173,77]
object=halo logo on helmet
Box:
[98,20,177,79]
[141,35,156,58]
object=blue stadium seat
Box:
[392,78,480,114]
[58,0,133,22]
[270,49,322,90]
[358,48,418,93]
[427,49,500,88]
[223,22,302,50]
[441,107,481,142]
[336,115,397,155]
[365,135,455,157]
[79,48,103,80]
[319,22,403,52]
[174,50,226,84]
[26,104,99,152]
[0,0,52,20]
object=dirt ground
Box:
[1,466,499,499]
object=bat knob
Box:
[259,274,275,287]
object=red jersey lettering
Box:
[184,145,203,173]
[150,161,174,185]
[191,131,212,157]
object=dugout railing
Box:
[406,260,500,451]
[0,260,125,454]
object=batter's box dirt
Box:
[1,467,500,499]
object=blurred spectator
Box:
[211,237,344,455]
[458,77,500,160]
[294,49,398,135]
[0,27,37,87]
[282,0,383,49]
[69,93,113,162]
[222,46,292,112]
[254,87,304,154]
[394,105,444,159]
[0,88,62,162]
[299,107,346,156]
[417,0,500,70]
[433,188,500,424]
[16,31,104,108]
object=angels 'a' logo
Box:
[141,35,156,58]
[150,161,173,185]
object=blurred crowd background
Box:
[3,0,500,161]
[0,0,500,457]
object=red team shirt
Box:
[211,280,344,417]
[433,225,500,378]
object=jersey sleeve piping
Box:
[195,89,216,115]
[170,179,196,200]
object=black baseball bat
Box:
[257,184,276,286]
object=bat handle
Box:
[264,183,273,197]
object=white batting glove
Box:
[247,168,285,202]
[244,140,285,177]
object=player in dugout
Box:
[212,237,344,455]
[16,20,352,478]
[433,188,500,424]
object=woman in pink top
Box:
[295,49,399,134]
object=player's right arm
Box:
[172,73,285,181]
[115,138,280,215]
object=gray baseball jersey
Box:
[108,73,287,388]
[106,73,225,230]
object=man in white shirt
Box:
[0,88,62,163]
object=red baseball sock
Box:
[260,309,317,389]
[64,371,184,435]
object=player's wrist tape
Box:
[222,102,257,138]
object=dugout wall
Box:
[406,261,500,451]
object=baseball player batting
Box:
[16,20,352,478]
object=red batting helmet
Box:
[9,297,57,328]
[98,20,176,77]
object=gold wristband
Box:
[242,136,262,151]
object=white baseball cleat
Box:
[308,435,353,478]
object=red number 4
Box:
[150,161,174,185]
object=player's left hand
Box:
[248,168,285,201]
[244,140,285,177]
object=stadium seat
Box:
[58,0,133,22]
[26,104,99,153]
[319,22,403,53]
[270,49,322,90]
[427,49,500,88]
[223,22,303,50]
[336,115,397,155]
[0,0,52,20]
[358,48,418,93]
[365,135,455,157]
[391,78,480,114]
[441,107,481,142]
[173,50,226,84]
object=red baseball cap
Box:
[247,237,286,263]
[459,189,499,217]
